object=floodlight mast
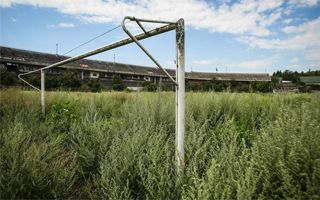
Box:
[18,16,185,172]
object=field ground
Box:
[0,89,320,199]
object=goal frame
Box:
[18,16,185,171]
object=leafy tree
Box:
[272,69,320,81]
[252,81,272,93]
[297,81,309,93]
[230,79,237,88]
[271,76,280,89]
[45,76,60,89]
[212,78,228,92]
[60,69,81,89]
[24,74,41,88]
[88,79,102,92]
[186,82,201,91]
[203,80,213,91]
[142,81,157,92]
[236,82,250,92]
[0,69,17,86]
[112,75,126,91]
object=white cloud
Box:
[238,17,320,67]
[238,17,320,50]
[282,17,320,34]
[192,59,222,66]
[190,58,269,72]
[0,0,295,36]
[290,57,300,63]
[192,56,278,72]
[57,23,74,28]
[305,50,320,63]
[2,0,319,70]
[47,22,75,28]
[288,0,320,7]
[0,0,11,7]
[283,18,293,24]
[236,57,278,69]
[2,0,319,37]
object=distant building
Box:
[0,46,271,90]
[299,76,320,91]
[278,78,297,92]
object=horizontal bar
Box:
[131,17,175,24]
[19,23,176,76]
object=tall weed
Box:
[0,89,319,199]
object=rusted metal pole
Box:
[176,18,185,172]
[122,16,177,86]
[40,69,45,115]
[19,23,176,78]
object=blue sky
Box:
[1,0,320,73]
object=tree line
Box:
[2,68,319,92]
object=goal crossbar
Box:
[18,21,176,90]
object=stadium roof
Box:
[0,46,270,82]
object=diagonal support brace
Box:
[122,16,178,86]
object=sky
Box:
[0,0,320,73]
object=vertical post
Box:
[41,69,45,115]
[176,18,185,172]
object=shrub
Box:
[0,69,17,86]
[47,101,79,132]
[112,75,126,91]
[142,81,157,92]
[23,74,41,88]
[88,79,102,92]
[45,76,60,89]
[60,69,81,89]
[252,81,272,93]
[79,83,91,92]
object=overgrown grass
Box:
[0,89,319,199]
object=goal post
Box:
[41,69,45,115]
[121,17,185,171]
[18,16,185,171]
[176,19,185,171]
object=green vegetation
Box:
[0,89,319,199]
[142,81,157,92]
[273,70,320,83]
[272,70,320,92]
[59,69,82,89]
[112,75,126,91]
[0,69,17,86]
[186,79,272,93]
